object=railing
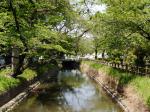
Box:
[94,60,150,76]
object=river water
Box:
[13,70,123,112]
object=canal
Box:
[12,70,123,112]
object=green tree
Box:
[90,0,150,66]
[0,0,82,77]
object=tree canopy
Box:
[88,0,150,66]
[0,0,150,77]
[0,0,88,76]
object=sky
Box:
[90,4,106,13]
[70,0,107,14]
[69,0,107,39]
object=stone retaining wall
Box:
[81,64,132,112]
[0,82,40,112]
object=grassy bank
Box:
[83,61,150,108]
[0,63,56,95]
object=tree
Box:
[89,0,150,66]
[0,0,82,77]
[101,0,150,41]
[78,38,93,56]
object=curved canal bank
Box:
[0,64,59,112]
[80,61,150,112]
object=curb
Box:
[88,72,130,112]
[0,82,40,112]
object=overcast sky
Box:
[90,4,106,13]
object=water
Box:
[13,70,123,112]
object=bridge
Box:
[57,58,82,70]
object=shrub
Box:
[18,69,37,81]
[0,76,20,93]
[0,68,12,76]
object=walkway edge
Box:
[0,82,40,112]
[81,64,130,112]
[0,66,59,112]
[90,75,129,112]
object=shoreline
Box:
[0,67,59,112]
[80,62,149,112]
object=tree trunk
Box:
[102,50,105,59]
[134,47,146,67]
[135,54,145,67]
[95,48,98,59]
[4,55,11,65]
[11,47,15,71]
[8,0,28,77]
[12,54,26,77]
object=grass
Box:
[130,76,150,106]
[0,63,55,94]
[83,61,150,108]
[0,75,20,93]
[17,69,37,81]
[0,68,13,76]
[0,68,20,93]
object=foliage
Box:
[17,69,37,81]
[0,68,12,76]
[0,63,55,94]
[147,97,150,108]
[0,75,20,94]
[0,0,86,76]
[78,38,93,55]
[0,68,18,93]
[88,0,150,66]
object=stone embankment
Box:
[80,63,149,112]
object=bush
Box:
[18,69,37,81]
[0,76,20,93]
[90,63,103,70]
[0,68,12,76]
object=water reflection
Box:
[13,70,122,112]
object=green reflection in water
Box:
[12,70,123,112]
